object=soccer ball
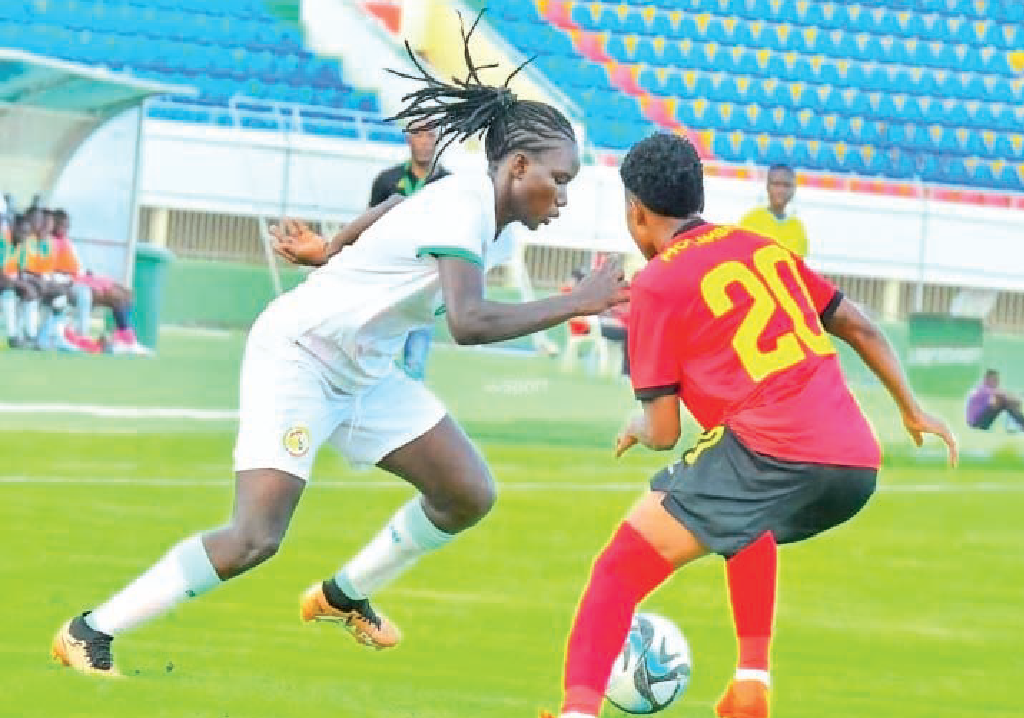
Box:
[605,612,692,714]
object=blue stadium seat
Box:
[800,3,826,27]
[598,7,623,34]
[997,164,1020,190]
[735,49,760,75]
[845,63,868,90]
[570,4,595,30]
[865,149,888,176]
[788,140,812,169]
[731,20,754,46]
[792,57,814,82]
[635,38,660,64]
[623,9,648,35]
[713,48,738,74]
[828,4,851,31]
[818,61,842,87]
[797,112,824,140]
[651,12,675,38]
[765,137,787,165]
[639,67,666,96]
[698,17,720,43]
[777,110,800,136]
[605,35,630,62]
[661,40,684,67]
[972,104,997,131]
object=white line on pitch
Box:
[0,402,237,420]
[0,475,1020,494]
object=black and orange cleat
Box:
[51,613,122,677]
[300,581,401,650]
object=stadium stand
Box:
[0,0,402,142]
[480,0,1024,191]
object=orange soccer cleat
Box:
[51,614,122,677]
[299,582,401,650]
[715,679,771,718]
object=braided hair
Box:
[385,9,575,166]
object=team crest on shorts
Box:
[283,425,311,457]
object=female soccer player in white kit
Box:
[52,31,628,674]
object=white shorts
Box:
[233,332,446,480]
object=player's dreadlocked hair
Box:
[384,9,575,166]
[619,133,704,218]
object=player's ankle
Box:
[735,667,771,687]
[322,578,359,611]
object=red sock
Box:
[562,522,674,716]
[725,532,777,672]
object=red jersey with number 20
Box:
[628,222,880,469]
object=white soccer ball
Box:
[605,612,692,714]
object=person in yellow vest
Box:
[739,164,809,257]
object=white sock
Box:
[20,299,39,339]
[561,713,597,718]
[0,290,17,337]
[85,534,222,636]
[735,668,771,687]
[333,497,454,599]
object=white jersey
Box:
[252,171,516,393]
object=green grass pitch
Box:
[0,328,1021,717]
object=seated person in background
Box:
[50,208,151,356]
[23,207,79,352]
[965,369,1024,432]
[0,215,40,349]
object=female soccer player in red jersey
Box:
[545,133,957,718]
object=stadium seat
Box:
[634,38,660,65]
[598,7,623,34]
[623,9,648,35]
[570,4,595,30]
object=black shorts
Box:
[651,426,877,558]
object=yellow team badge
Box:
[283,425,311,457]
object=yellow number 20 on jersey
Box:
[700,244,835,382]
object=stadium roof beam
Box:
[0,48,193,285]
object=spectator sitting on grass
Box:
[965,369,1024,432]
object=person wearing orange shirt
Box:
[50,208,150,355]
[22,207,80,352]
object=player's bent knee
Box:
[431,473,496,530]
[233,531,283,570]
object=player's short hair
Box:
[619,133,704,218]
[768,163,794,176]
[570,268,585,282]
[53,208,69,221]
[385,9,575,166]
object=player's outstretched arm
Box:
[271,195,404,266]
[824,296,958,466]
[438,255,629,345]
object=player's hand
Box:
[571,256,630,315]
[615,413,646,458]
[902,406,958,467]
[270,219,328,266]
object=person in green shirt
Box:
[368,125,450,380]
[739,164,809,258]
